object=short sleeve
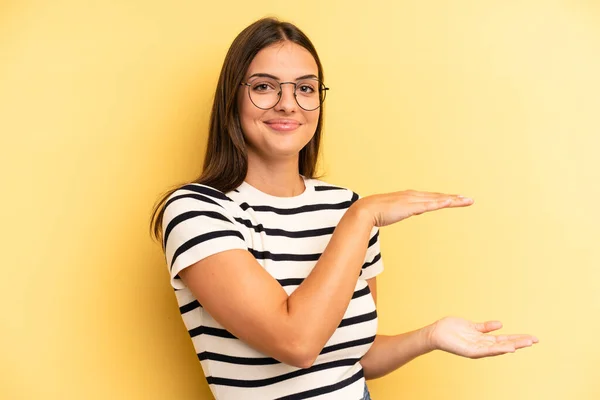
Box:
[162,185,248,290]
[360,226,384,280]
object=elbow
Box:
[282,335,320,369]
[274,308,321,368]
[292,352,318,370]
[287,349,319,370]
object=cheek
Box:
[238,99,268,146]
[238,96,257,129]
[306,111,320,131]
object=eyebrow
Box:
[247,73,319,81]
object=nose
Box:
[275,82,297,113]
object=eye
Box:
[298,83,316,94]
[251,81,277,92]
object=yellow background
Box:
[1,1,598,399]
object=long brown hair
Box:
[150,18,326,243]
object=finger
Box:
[409,196,474,209]
[512,334,539,343]
[403,190,464,198]
[411,198,453,215]
[509,335,536,349]
[475,320,503,333]
[471,342,516,359]
[512,337,535,349]
[498,335,538,349]
[495,334,539,343]
[406,192,470,202]
[450,196,475,206]
[444,198,474,208]
[410,196,475,216]
[404,190,453,198]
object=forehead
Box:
[246,41,318,79]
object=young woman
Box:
[151,18,538,400]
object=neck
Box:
[245,152,306,197]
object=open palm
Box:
[428,316,539,359]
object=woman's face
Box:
[238,41,320,162]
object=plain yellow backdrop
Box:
[1,1,599,399]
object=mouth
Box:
[263,119,301,132]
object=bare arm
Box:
[360,277,539,379]
[179,204,373,368]
[178,192,472,368]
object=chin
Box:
[265,138,312,157]
[268,147,305,159]
[246,130,314,160]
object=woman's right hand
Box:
[355,190,474,227]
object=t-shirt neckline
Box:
[236,175,314,207]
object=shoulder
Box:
[163,183,238,224]
[167,183,234,205]
[164,183,238,211]
[161,183,247,250]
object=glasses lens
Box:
[295,79,325,111]
[247,77,281,109]
[246,77,326,110]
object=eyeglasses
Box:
[240,77,329,111]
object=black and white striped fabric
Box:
[163,176,384,399]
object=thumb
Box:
[475,320,503,333]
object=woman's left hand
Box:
[426,316,539,359]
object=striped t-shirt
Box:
[162,176,384,399]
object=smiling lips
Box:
[264,119,301,132]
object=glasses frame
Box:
[240,78,329,111]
